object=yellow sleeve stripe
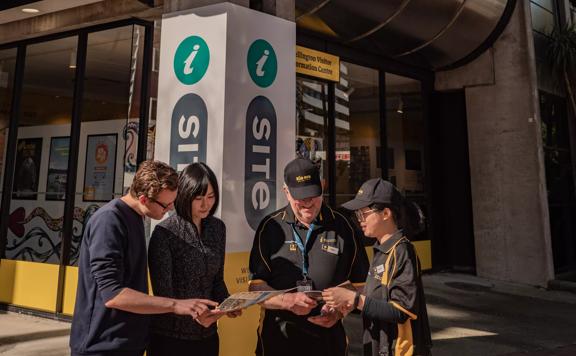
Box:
[352,282,366,288]
[390,301,417,320]
[248,279,266,286]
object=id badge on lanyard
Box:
[292,223,315,292]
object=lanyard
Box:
[291,223,315,277]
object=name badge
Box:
[375,264,385,274]
[324,245,339,255]
[296,278,313,292]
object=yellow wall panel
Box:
[0,259,59,312]
[219,251,258,356]
[414,240,432,270]
[62,266,79,315]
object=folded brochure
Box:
[217,288,295,312]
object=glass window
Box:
[296,76,329,198]
[533,0,555,11]
[334,62,380,205]
[70,25,143,266]
[0,48,17,204]
[386,73,427,238]
[541,91,576,273]
[531,1,556,35]
[6,37,77,264]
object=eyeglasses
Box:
[150,198,173,210]
[355,208,378,222]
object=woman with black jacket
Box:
[147,162,240,356]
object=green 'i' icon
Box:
[247,39,277,88]
[174,35,210,85]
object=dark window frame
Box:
[0,19,154,316]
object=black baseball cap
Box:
[284,158,322,200]
[342,178,403,210]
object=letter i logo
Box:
[174,36,210,85]
[248,39,277,88]
[184,44,201,75]
[256,50,270,77]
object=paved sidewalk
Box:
[0,311,70,356]
[1,272,576,356]
[344,272,576,356]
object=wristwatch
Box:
[353,291,361,310]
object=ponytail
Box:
[401,199,426,238]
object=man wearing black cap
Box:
[248,157,369,356]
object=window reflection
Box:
[386,73,427,240]
[6,37,77,264]
[334,62,380,205]
[296,76,329,198]
[70,25,143,266]
[0,48,17,204]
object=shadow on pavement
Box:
[0,329,70,346]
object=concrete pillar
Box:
[261,0,295,21]
[435,1,555,286]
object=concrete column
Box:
[435,1,554,286]
[261,0,295,21]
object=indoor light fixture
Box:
[69,50,77,69]
[396,95,404,114]
[21,8,40,14]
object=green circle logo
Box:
[247,39,277,88]
[174,36,210,85]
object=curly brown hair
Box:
[129,160,178,199]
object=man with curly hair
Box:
[70,160,218,356]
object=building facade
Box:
[0,0,574,354]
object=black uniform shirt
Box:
[362,231,432,356]
[249,203,369,292]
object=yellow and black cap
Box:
[284,158,322,200]
[342,178,403,210]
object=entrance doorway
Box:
[430,90,476,272]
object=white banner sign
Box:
[156,3,296,252]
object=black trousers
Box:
[256,316,347,356]
[147,333,219,356]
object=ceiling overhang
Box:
[296,0,516,70]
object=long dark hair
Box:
[174,162,220,223]
[372,195,425,238]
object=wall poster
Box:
[46,136,70,201]
[12,137,43,200]
[83,134,117,202]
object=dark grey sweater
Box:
[148,214,229,340]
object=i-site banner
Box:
[156,3,296,252]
